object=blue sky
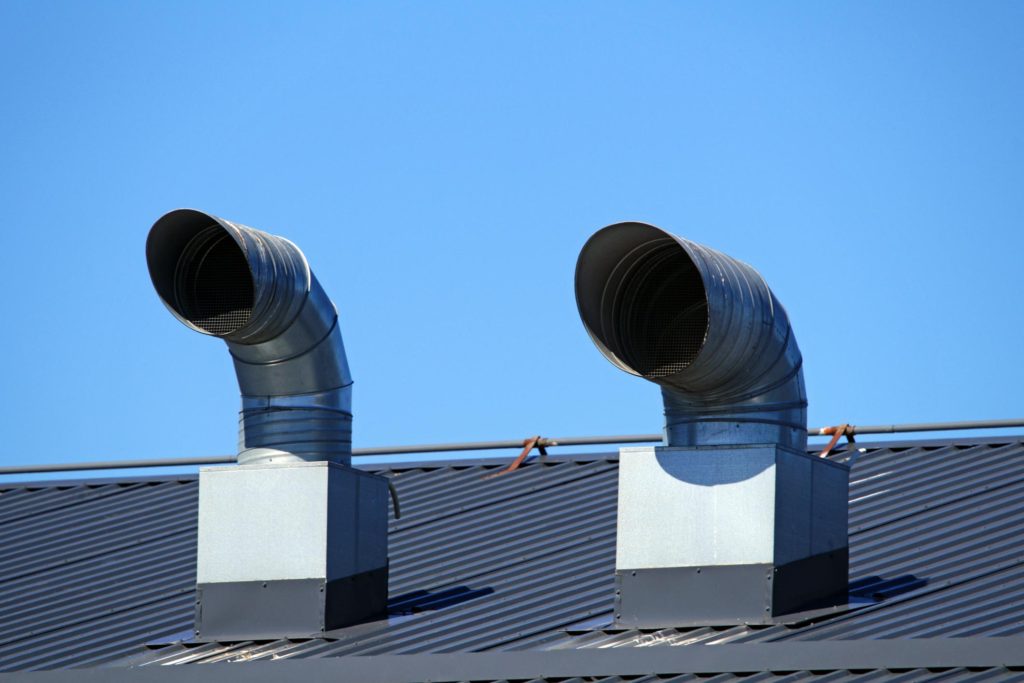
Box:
[1,2,1022,477]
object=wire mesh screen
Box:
[174,225,254,335]
[614,241,708,378]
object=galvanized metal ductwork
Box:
[146,208,353,466]
[575,221,807,451]
[574,221,848,628]
[146,209,387,640]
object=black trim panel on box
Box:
[196,566,388,641]
[773,547,848,616]
[616,548,848,628]
[325,565,389,631]
[616,564,773,628]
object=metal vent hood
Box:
[575,221,849,627]
[146,209,388,640]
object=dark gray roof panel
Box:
[1,440,1022,672]
[0,480,197,671]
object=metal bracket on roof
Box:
[818,424,855,458]
[483,436,548,479]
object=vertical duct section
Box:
[146,209,387,639]
[575,222,847,627]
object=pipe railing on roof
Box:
[1,418,1023,475]
[811,418,1024,436]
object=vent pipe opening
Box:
[576,225,709,379]
[147,211,258,336]
[146,209,351,466]
[576,221,807,451]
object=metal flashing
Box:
[194,568,388,640]
[615,565,774,627]
[614,549,849,627]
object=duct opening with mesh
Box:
[146,211,257,338]
[593,237,709,378]
[172,225,254,335]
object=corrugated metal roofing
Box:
[1,439,1022,674]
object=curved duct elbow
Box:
[146,209,353,466]
[575,221,807,451]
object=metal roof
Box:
[1,438,1023,679]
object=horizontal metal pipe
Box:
[813,417,1024,436]
[3,419,1023,475]
[0,456,237,474]
[354,434,663,455]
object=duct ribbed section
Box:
[146,209,353,465]
[575,221,806,451]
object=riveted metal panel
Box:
[615,565,774,627]
[194,567,389,641]
[195,579,328,640]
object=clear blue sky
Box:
[1,2,1022,477]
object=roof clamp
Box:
[483,436,549,479]
[817,424,856,458]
